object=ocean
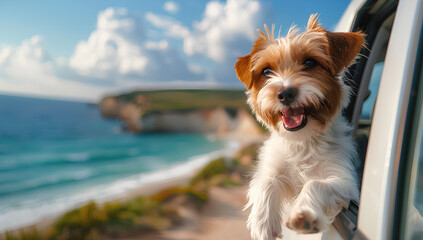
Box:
[0,94,237,232]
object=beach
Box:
[142,186,250,240]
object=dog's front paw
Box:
[285,207,320,234]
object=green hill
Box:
[108,89,249,114]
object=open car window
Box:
[353,13,395,191]
[332,1,398,238]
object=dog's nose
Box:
[277,87,297,105]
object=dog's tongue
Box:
[282,115,304,128]
[281,107,305,129]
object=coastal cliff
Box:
[99,89,263,137]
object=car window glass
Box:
[354,14,394,193]
[360,62,384,120]
[401,60,423,240]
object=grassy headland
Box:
[107,89,249,114]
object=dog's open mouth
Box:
[281,107,307,131]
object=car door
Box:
[320,0,423,239]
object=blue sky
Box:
[0,0,350,102]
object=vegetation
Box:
[1,143,259,240]
[190,158,229,185]
[1,229,41,240]
[44,198,179,240]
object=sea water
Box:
[0,94,237,232]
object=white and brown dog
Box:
[235,15,364,239]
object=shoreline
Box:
[1,139,245,234]
[22,173,197,235]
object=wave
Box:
[66,152,90,162]
[0,169,95,196]
[0,148,139,172]
[0,140,241,233]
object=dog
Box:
[234,14,364,239]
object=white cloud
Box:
[69,8,148,78]
[0,7,205,101]
[145,0,263,82]
[2,36,53,82]
[145,12,189,38]
[146,0,262,63]
[146,0,263,63]
[0,36,113,102]
[185,0,261,62]
[144,40,169,50]
[70,7,201,82]
[164,1,179,14]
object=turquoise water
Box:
[0,94,228,231]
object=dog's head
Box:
[235,14,364,137]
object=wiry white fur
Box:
[246,114,359,239]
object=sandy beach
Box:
[129,185,250,240]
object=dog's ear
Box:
[235,54,253,90]
[307,14,365,74]
[325,31,365,74]
[235,25,273,90]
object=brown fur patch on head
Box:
[235,14,365,133]
[234,54,254,89]
[235,25,275,90]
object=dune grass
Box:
[1,229,41,240]
[44,197,179,240]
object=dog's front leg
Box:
[246,169,292,240]
[285,176,357,234]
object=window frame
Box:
[393,22,423,239]
[356,0,423,239]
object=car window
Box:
[360,61,384,120]
[403,122,423,239]
[353,14,395,192]
[398,50,423,240]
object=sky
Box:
[0,0,351,102]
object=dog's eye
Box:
[302,58,318,71]
[262,67,272,77]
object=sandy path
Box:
[142,185,250,240]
